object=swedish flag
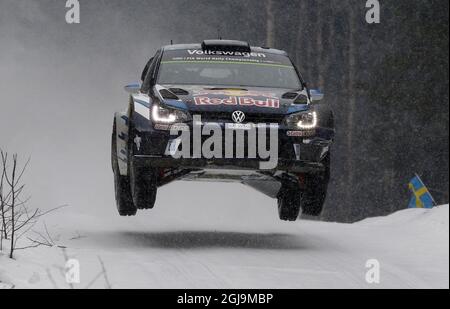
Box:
[408,175,435,209]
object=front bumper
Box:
[132,120,333,173]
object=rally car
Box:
[111,40,334,221]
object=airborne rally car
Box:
[111,40,334,221]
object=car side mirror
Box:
[310,89,324,102]
[141,64,149,82]
[124,83,141,94]
[141,57,154,82]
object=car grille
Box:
[194,111,284,124]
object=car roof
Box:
[162,42,288,56]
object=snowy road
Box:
[0,183,448,289]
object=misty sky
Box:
[0,1,228,214]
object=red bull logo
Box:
[194,96,280,108]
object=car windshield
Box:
[157,49,302,89]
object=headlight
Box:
[285,111,318,129]
[152,103,191,124]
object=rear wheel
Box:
[111,120,137,216]
[277,185,302,221]
[301,154,331,216]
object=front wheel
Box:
[301,154,331,216]
[129,159,158,210]
[112,120,137,216]
[277,187,302,221]
[128,128,158,210]
[113,172,137,216]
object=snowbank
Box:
[0,204,448,289]
[360,204,449,229]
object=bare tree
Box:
[316,1,325,89]
[265,0,275,47]
[0,150,65,258]
[0,151,30,258]
[0,150,14,251]
[85,256,112,289]
[0,150,9,250]
[345,2,358,207]
[47,249,112,289]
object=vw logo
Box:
[232,111,246,123]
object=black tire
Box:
[277,186,302,221]
[301,154,331,216]
[128,127,158,210]
[112,120,137,216]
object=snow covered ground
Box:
[0,182,448,289]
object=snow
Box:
[0,183,448,289]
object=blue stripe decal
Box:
[121,115,129,125]
[118,132,127,140]
[287,104,309,114]
[134,99,150,108]
[163,99,188,110]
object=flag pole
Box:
[414,173,437,206]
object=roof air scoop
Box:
[201,40,251,53]
[159,89,179,100]
[169,88,190,96]
[154,85,180,101]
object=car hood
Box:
[156,84,310,116]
